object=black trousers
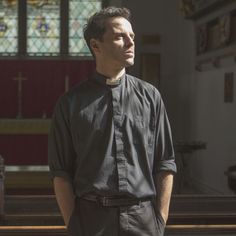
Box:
[67,198,165,236]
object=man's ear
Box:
[90,39,100,54]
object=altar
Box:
[0,119,52,193]
[0,119,50,166]
[0,119,50,135]
[0,59,95,167]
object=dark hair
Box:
[83,7,131,57]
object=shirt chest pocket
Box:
[129,116,155,146]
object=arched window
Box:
[69,0,101,56]
[27,0,60,56]
[0,0,18,56]
[0,0,102,57]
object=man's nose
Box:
[125,36,134,47]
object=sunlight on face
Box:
[97,17,135,69]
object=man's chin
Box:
[125,58,134,67]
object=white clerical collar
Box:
[93,71,126,86]
[106,77,121,85]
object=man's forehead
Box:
[105,17,133,32]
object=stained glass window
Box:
[27,0,60,56]
[0,0,18,56]
[69,0,102,56]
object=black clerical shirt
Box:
[48,72,176,198]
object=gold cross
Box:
[13,72,27,119]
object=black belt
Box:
[81,194,151,207]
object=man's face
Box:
[94,17,135,69]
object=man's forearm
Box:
[155,172,174,223]
[53,177,75,227]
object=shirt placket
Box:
[111,85,127,192]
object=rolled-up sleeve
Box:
[48,96,76,182]
[153,97,177,175]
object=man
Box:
[48,6,176,236]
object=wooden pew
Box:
[4,165,53,195]
[3,195,63,226]
[3,195,236,225]
[169,195,236,225]
[1,195,236,235]
[1,224,236,236]
[0,226,66,236]
[166,224,236,235]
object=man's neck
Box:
[96,67,125,80]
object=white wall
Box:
[121,0,236,194]
[189,66,236,194]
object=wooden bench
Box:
[0,226,66,236]
[1,224,236,236]
[169,195,236,225]
[0,195,236,235]
[2,194,236,225]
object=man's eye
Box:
[130,35,135,40]
[115,35,123,39]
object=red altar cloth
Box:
[0,60,95,118]
[0,60,95,165]
[0,135,48,165]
